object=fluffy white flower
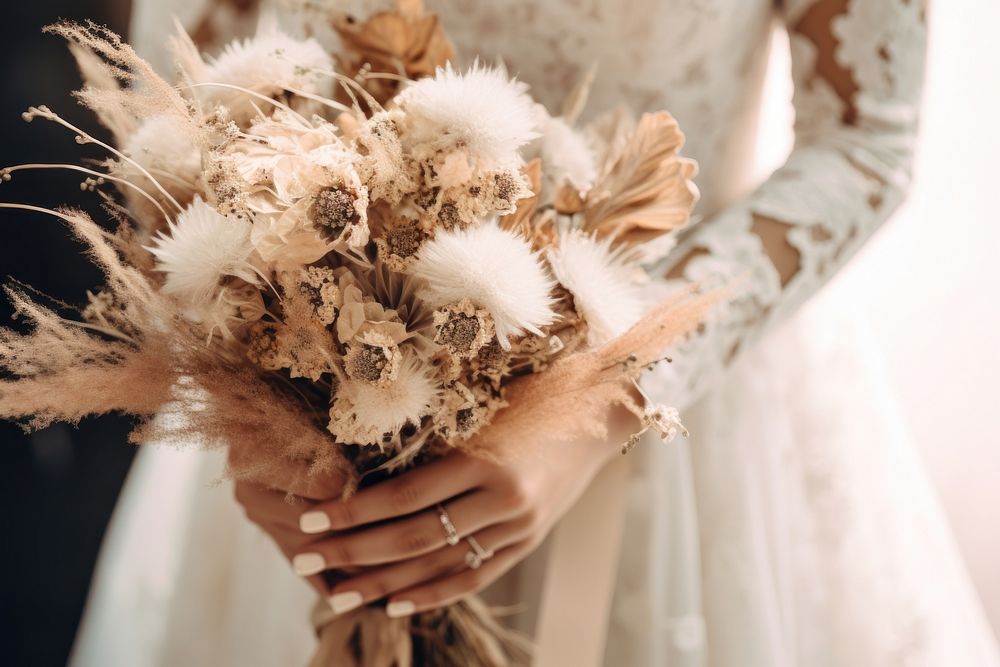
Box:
[328,352,440,448]
[122,114,202,195]
[547,231,645,346]
[395,63,539,170]
[532,113,598,194]
[149,198,258,305]
[412,222,556,349]
[196,29,333,121]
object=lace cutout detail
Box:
[657,0,927,408]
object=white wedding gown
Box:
[71,0,1000,665]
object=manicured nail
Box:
[292,552,325,576]
[329,591,364,615]
[386,601,416,618]
[300,511,331,534]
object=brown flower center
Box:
[310,187,358,240]
[387,222,425,258]
[456,407,477,433]
[436,312,481,353]
[349,343,389,382]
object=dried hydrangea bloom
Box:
[419,168,532,230]
[246,321,282,371]
[433,382,504,441]
[307,184,369,247]
[469,336,511,386]
[373,218,429,271]
[343,330,403,388]
[327,352,440,449]
[244,315,336,381]
[335,282,411,359]
[355,114,419,205]
[433,299,495,359]
[281,266,341,326]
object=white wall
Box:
[758,1,1000,635]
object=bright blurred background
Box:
[756,0,1000,637]
[0,1,997,666]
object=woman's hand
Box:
[290,403,635,618]
[230,452,344,599]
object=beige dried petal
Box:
[332,0,455,104]
[582,111,699,246]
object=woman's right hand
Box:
[231,456,344,599]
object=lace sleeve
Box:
[653,0,928,407]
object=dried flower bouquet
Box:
[0,2,713,665]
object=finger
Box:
[326,515,535,615]
[299,453,480,533]
[306,574,330,599]
[234,481,310,530]
[384,539,537,617]
[291,489,518,574]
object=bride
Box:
[72,0,1000,665]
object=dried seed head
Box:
[436,311,481,354]
[309,187,359,241]
[386,221,426,259]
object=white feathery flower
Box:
[148,197,258,305]
[547,231,645,346]
[534,114,598,192]
[196,29,333,121]
[122,114,202,193]
[412,222,556,349]
[395,63,539,170]
[328,352,440,448]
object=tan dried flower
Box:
[343,329,403,388]
[327,351,441,449]
[582,111,699,246]
[433,299,495,359]
[244,316,336,381]
[331,0,455,105]
[282,266,341,326]
[373,218,429,270]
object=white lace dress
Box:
[71,0,1000,665]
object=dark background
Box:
[0,2,134,666]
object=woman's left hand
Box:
[290,404,634,618]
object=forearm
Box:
[647,0,927,409]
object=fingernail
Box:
[329,591,364,615]
[292,552,325,576]
[386,601,416,618]
[300,511,331,534]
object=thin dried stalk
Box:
[467,287,720,460]
[0,207,354,495]
[309,597,531,667]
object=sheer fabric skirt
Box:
[70,289,1000,667]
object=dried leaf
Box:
[333,1,455,105]
[582,112,699,247]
